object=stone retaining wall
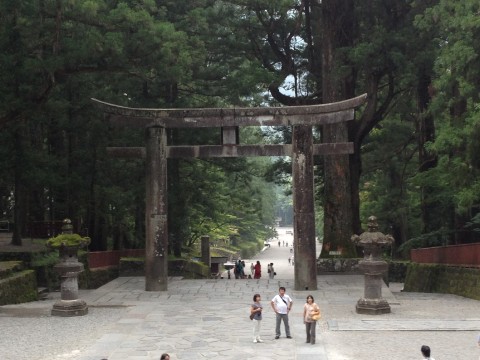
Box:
[404,263,480,300]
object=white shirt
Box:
[271,294,293,314]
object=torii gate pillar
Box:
[292,125,316,290]
[145,126,168,291]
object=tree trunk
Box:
[321,0,357,257]
[12,124,25,246]
[416,69,438,234]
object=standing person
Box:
[477,334,480,360]
[254,261,262,279]
[268,263,275,279]
[420,345,435,360]
[250,294,264,343]
[271,286,293,339]
[235,260,242,279]
[250,262,255,276]
[303,295,320,344]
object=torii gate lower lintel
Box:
[93,93,367,291]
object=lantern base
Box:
[51,299,88,317]
[356,298,391,315]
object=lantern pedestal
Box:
[51,245,88,317]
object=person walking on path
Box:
[254,260,262,279]
[421,345,435,360]
[303,295,320,344]
[477,333,480,360]
[268,263,275,279]
[250,294,264,343]
[271,286,293,339]
[250,262,255,277]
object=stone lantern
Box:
[351,216,394,315]
[47,219,89,317]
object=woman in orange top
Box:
[303,295,320,344]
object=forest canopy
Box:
[1,0,479,258]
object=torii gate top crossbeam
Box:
[91,93,367,128]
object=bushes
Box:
[0,270,37,305]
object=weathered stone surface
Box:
[292,125,316,291]
[145,126,168,291]
[92,94,367,127]
[50,219,89,316]
[404,263,480,301]
[351,216,394,314]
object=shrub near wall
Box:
[404,263,480,300]
[0,270,38,305]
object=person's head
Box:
[306,295,314,303]
[270,263,273,266]
[421,345,431,357]
[256,260,260,265]
[160,353,170,360]
[279,286,286,295]
[253,293,261,302]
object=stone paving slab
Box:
[327,319,480,331]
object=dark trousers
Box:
[305,321,316,344]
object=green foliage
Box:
[397,228,451,258]
[46,234,90,248]
[30,251,59,267]
[2,0,480,259]
[0,270,38,305]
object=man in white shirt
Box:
[271,287,293,339]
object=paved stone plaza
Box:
[1,228,479,360]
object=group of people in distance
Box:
[250,287,320,344]
[235,259,275,279]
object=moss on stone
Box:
[404,263,480,300]
[46,234,90,248]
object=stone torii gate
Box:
[93,93,367,291]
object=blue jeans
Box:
[275,313,290,337]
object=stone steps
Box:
[37,286,49,300]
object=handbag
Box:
[311,307,321,321]
[250,313,255,320]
